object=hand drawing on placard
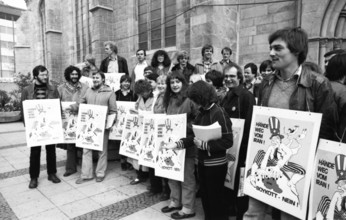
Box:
[246,116,307,203]
[77,109,102,143]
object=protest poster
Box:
[119,113,144,160]
[244,106,322,219]
[155,114,187,182]
[23,99,64,147]
[109,101,136,140]
[75,104,107,151]
[138,114,165,168]
[79,76,93,88]
[61,101,77,143]
[225,118,245,190]
[308,139,346,220]
[105,73,124,92]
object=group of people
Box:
[20,26,346,220]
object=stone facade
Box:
[15,0,346,82]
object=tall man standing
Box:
[58,65,88,177]
[100,41,129,75]
[194,44,222,75]
[219,47,234,69]
[130,49,148,83]
[244,27,338,220]
[21,65,61,189]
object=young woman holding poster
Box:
[160,71,198,219]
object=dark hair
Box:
[244,63,258,76]
[205,70,224,89]
[221,47,232,55]
[32,65,48,78]
[201,44,214,56]
[269,27,308,65]
[104,41,118,54]
[136,49,146,56]
[324,49,344,58]
[64,65,81,81]
[163,70,188,109]
[325,53,346,81]
[92,71,105,82]
[120,74,132,84]
[144,66,155,73]
[303,61,323,75]
[134,79,152,95]
[259,60,274,73]
[223,63,244,84]
[151,50,171,68]
[187,80,218,107]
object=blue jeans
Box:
[168,157,196,214]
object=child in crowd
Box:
[160,71,198,219]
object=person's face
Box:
[93,73,104,89]
[203,48,213,60]
[179,56,188,67]
[136,50,145,62]
[224,67,240,88]
[70,70,79,84]
[121,80,130,90]
[157,55,164,63]
[271,136,280,145]
[84,60,91,67]
[143,70,153,77]
[105,45,113,56]
[244,67,255,83]
[270,38,298,71]
[146,78,157,90]
[222,50,231,61]
[36,70,49,85]
[157,79,166,93]
[324,54,336,68]
[337,180,346,192]
[261,67,273,77]
[170,78,183,94]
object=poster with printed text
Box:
[155,114,187,182]
[61,101,77,143]
[109,101,136,140]
[308,139,346,220]
[80,76,93,88]
[225,118,245,189]
[75,104,107,151]
[138,114,165,168]
[243,106,322,219]
[23,99,64,147]
[119,113,144,160]
[105,73,125,92]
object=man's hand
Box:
[161,142,177,150]
[193,138,202,148]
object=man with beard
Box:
[100,41,129,75]
[70,71,117,184]
[21,65,61,189]
[221,63,256,219]
[58,66,88,177]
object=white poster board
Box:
[308,139,346,220]
[23,99,64,147]
[244,106,322,219]
[155,114,187,182]
[109,101,136,140]
[61,101,77,143]
[79,76,93,88]
[105,73,125,92]
[119,114,144,160]
[225,118,245,189]
[75,104,107,151]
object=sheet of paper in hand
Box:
[23,99,64,147]
[192,121,221,142]
[75,104,107,151]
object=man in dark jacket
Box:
[171,50,195,83]
[99,41,129,75]
[21,65,61,189]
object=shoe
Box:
[96,176,105,182]
[75,178,93,184]
[48,174,61,183]
[63,171,77,177]
[29,178,38,189]
[130,178,144,185]
[161,206,182,213]
[171,211,196,219]
[121,163,127,171]
[160,193,170,201]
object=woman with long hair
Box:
[151,50,172,75]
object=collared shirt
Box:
[134,61,148,81]
[108,55,119,73]
[244,78,256,94]
[203,59,213,75]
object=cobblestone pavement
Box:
[0,122,206,220]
